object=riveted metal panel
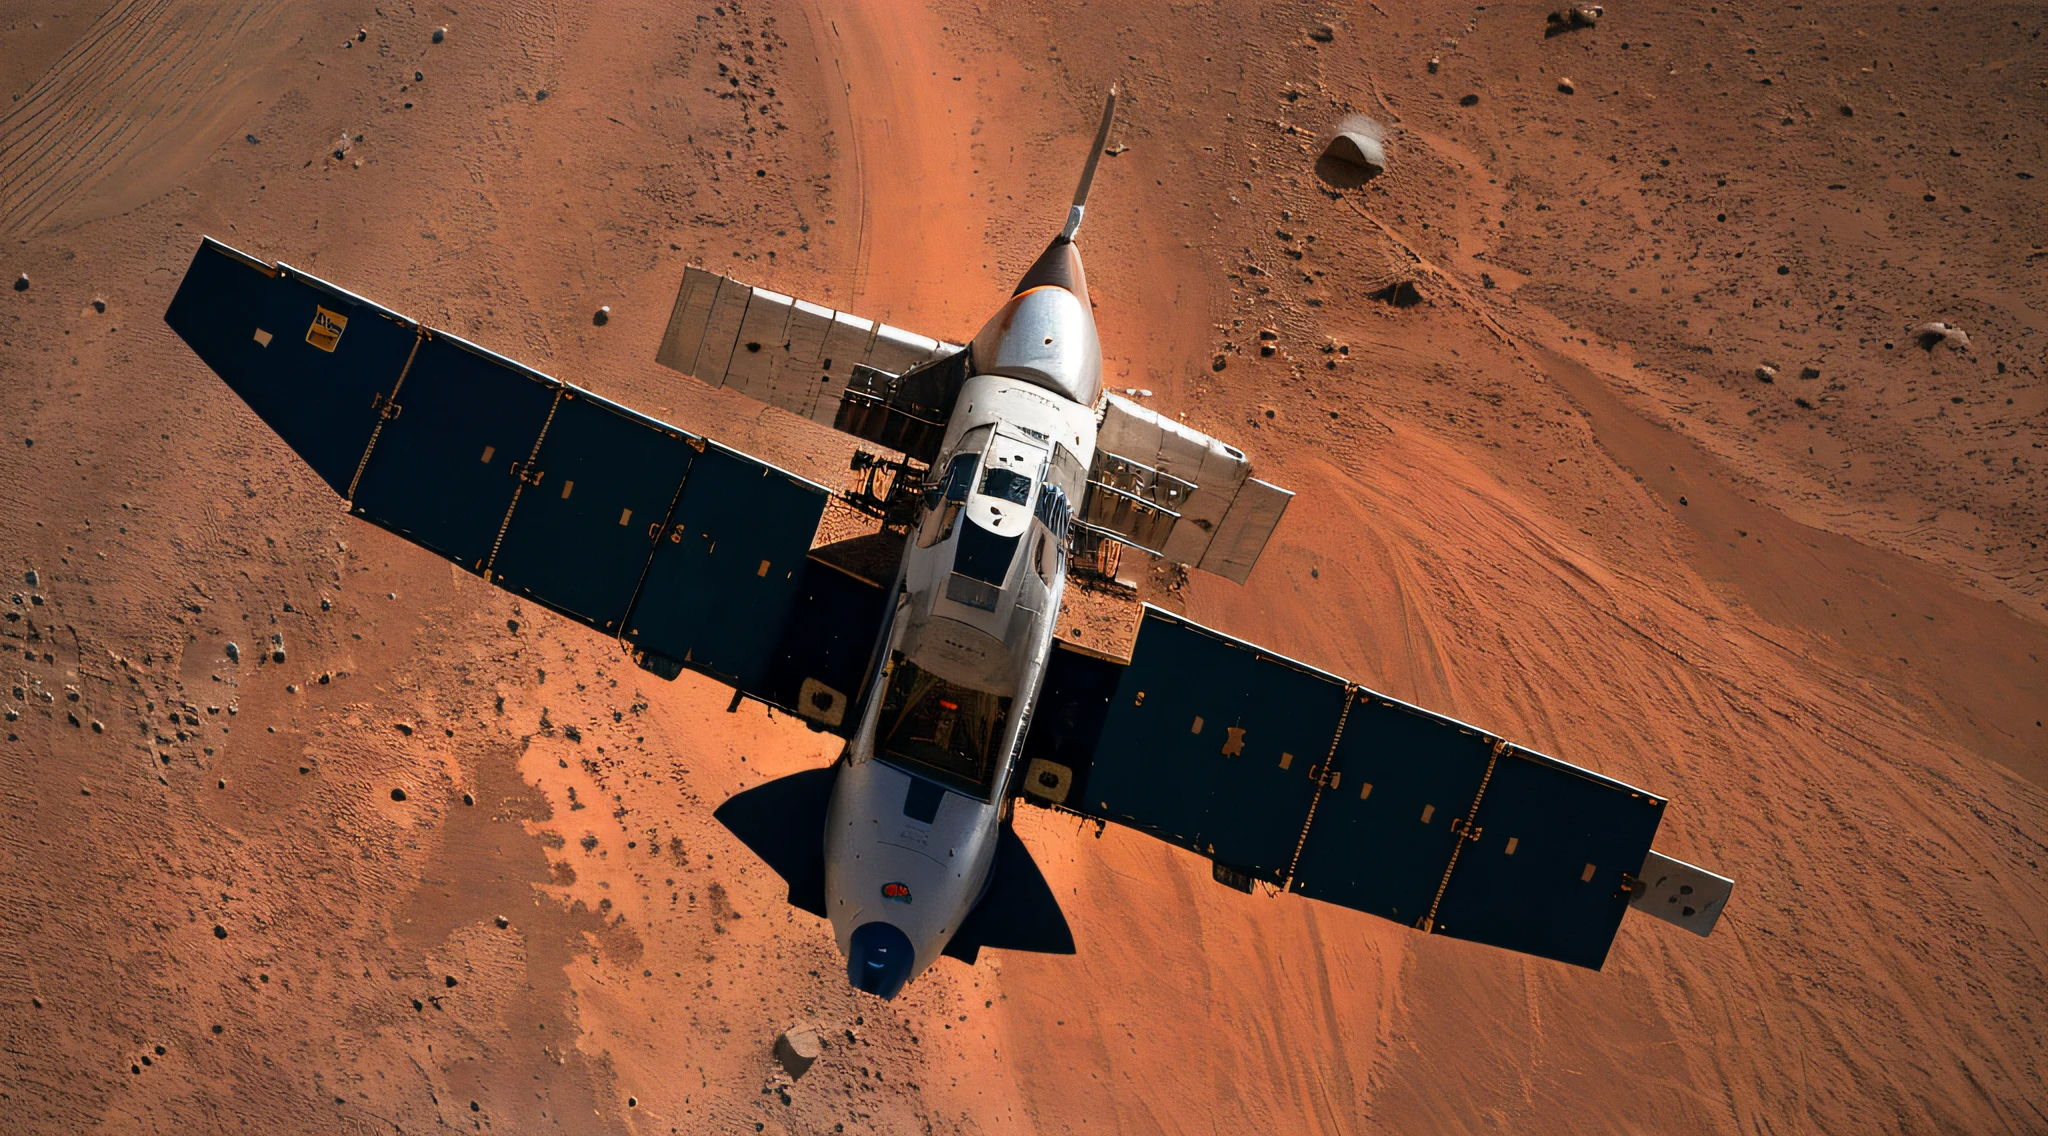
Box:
[723,286,795,394]
[866,323,945,376]
[624,443,829,690]
[810,311,878,425]
[487,389,699,633]
[1628,849,1732,938]
[691,275,755,386]
[655,265,722,375]
[347,330,560,570]
[164,238,418,496]
[1198,477,1293,584]
[773,299,840,420]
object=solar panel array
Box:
[166,238,883,724]
[1028,608,1668,969]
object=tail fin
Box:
[1059,83,1119,241]
[941,824,1076,964]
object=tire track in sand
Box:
[0,0,294,237]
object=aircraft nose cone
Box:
[846,921,915,1000]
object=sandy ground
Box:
[0,1,2043,1132]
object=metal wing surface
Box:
[656,265,963,449]
[165,237,886,733]
[1022,607,1669,969]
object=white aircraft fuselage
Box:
[825,247,1104,998]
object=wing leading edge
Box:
[1020,607,1731,969]
[164,237,888,732]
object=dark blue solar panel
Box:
[1086,612,1347,884]
[164,238,416,495]
[488,389,698,632]
[1425,748,1666,968]
[168,238,856,726]
[348,331,559,569]
[1287,693,1497,926]
[1040,605,1668,969]
[623,442,829,690]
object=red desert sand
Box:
[0,3,2041,1132]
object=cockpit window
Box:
[979,466,1032,505]
[877,653,1012,798]
[918,448,982,549]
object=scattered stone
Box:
[432,26,447,43]
[212,924,228,939]
[1911,321,1971,351]
[774,1026,822,1079]
[91,297,106,313]
[593,305,611,326]
[414,70,424,82]
[1755,364,1778,383]
[1459,93,1480,107]
[1546,5,1602,35]
[462,792,475,806]
[225,642,240,664]
[269,633,285,664]
[1428,57,1441,74]
[1799,366,1821,380]
[23,570,36,586]
[12,273,26,292]
[1839,104,1854,117]
[444,975,458,988]
[495,915,509,928]
[390,787,408,801]
[1308,23,1335,43]
[356,26,367,41]
[394,722,414,736]
[319,598,332,611]
[1320,114,1388,180]
[1558,77,1576,95]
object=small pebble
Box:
[1558,77,1576,94]
[593,305,611,326]
[432,26,446,43]
[391,788,408,802]
[225,642,240,663]
[12,273,26,292]
[92,297,106,313]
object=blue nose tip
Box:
[847,921,915,1000]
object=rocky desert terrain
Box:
[0,1,2042,1132]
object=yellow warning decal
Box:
[306,305,348,352]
